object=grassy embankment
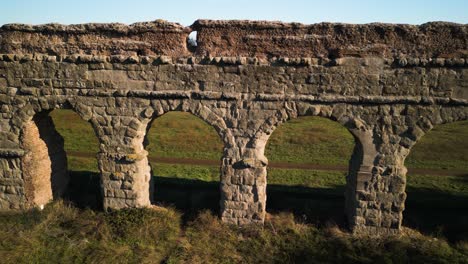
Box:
[1,201,467,263]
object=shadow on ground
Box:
[65,171,468,242]
[404,186,468,242]
[152,176,348,225]
[153,176,220,222]
[266,184,346,226]
[65,171,103,210]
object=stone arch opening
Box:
[144,111,224,217]
[20,108,101,209]
[263,115,356,225]
[187,31,198,52]
[403,120,468,241]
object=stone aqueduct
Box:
[0,19,466,234]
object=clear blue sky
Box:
[1,0,467,26]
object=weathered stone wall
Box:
[192,20,467,58]
[0,20,189,56]
[0,19,466,235]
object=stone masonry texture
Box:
[0,19,466,235]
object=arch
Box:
[252,102,377,227]
[253,103,371,181]
[17,99,102,208]
[252,103,369,161]
[140,100,232,152]
[402,117,468,241]
[141,103,226,214]
[144,111,224,162]
[12,98,104,148]
[398,106,468,151]
[262,113,357,223]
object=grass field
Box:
[1,202,467,264]
[49,110,468,171]
[406,121,468,170]
[42,110,468,245]
[145,112,224,160]
[265,116,355,165]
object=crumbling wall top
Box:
[0,20,189,56]
[1,19,187,34]
[192,19,464,30]
[0,19,466,59]
[192,20,468,58]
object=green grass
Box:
[67,156,99,172]
[268,169,346,189]
[265,116,355,165]
[0,202,181,264]
[146,111,223,160]
[407,174,468,195]
[49,110,100,153]
[269,169,468,197]
[1,202,467,264]
[50,109,468,171]
[152,162,220,182]
[405,121,468,170]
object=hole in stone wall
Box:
[21,109,101,209]
[144,111,223,221]
[264,116,355,226]
[403,120,468,242]
[187,31,198,53]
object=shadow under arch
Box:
[261,113,359,226]
[402,119,468,242]
[18,101,102,209]
[143,110,225,220]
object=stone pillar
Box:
[20,112,69,208]
[346,127,407,234]
[0,152,26,209]
[0,105,27,209]
[96,114,152,210]
[98,150,152,209]
[345,128,376,232]
[220,136,267,225]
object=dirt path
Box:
[68,151,468,177]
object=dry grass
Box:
[2,202,466,263]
